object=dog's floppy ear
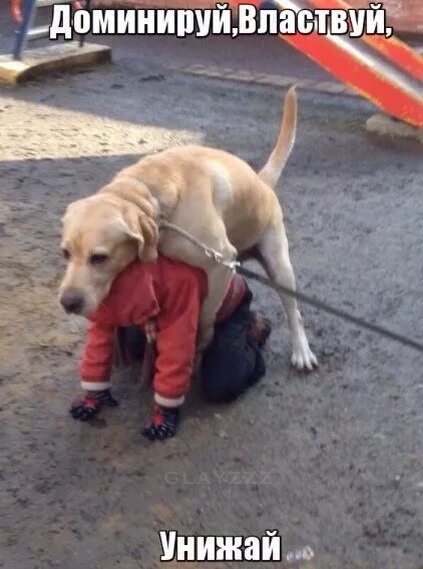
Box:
[120,206,158,263]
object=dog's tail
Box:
[258,86,297,190]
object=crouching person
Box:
[70,255,271,440]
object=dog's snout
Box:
[60,291,85,314]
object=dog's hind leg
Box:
[258,221,318,371]
[196,222,238,350]
[160,212,237,351]
[197,262,235,350]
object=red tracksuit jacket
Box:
[80,255,245,407]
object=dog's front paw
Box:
[291,341,318,372]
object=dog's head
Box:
[59,192,158,315]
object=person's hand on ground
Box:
[70,389,118,421]
[142,403,179,441]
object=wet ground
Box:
[1,15,423,569]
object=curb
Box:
[366,114,423,142]
[172,63,358,97]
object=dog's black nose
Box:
[60,292,84,314]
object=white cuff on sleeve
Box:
[154,393,185,408]
[81,381,111,391]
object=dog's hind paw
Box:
[291,344,318,372]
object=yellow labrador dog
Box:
[59,88,318,371]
